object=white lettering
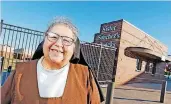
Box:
[102,25,117,32]
[102,41,116,47]
[96,33,120,41]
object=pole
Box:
[0,57,4,73]
[0,20,4,57]
[105,80,114,104]
[105,48,117,104]
[160,81,167,103]
[0,20,3,36]
[96,43,103,80]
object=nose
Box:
[54,37,63,47]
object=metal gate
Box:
[0,20,44,72]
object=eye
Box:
[63,38,71,43]
[48,32,56,37]
[62,37,74,46]
[50,36,57,39]
[48,32,59,40]
[48,36,57,41]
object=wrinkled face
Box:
[43,24,75,67]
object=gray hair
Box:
[46,16,79,41]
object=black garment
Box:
[32,38,105,102]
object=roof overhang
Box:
[124,47,171,62]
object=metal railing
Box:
[0,20,44,71]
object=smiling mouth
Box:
[51,49,63,53]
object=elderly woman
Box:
[1,17,101,104]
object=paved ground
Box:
[101,85,171,104]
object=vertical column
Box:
[0,20,4,57]
[105,81,114,104]
[0,20,3,36]
[97,43,102,81]
[145,61,150,72]
[160,81,167,103]
[105,48,117,104]
[136,58,142,71]
[0,57,4,72]
[152,62,157,75]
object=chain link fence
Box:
[80,42,116,85]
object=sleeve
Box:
[87,69,101,104]
[1,70,16,104]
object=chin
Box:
[49,56,62,63]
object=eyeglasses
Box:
[46,32,75,46]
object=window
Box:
[145,61,150,73]
[136,58,142,72]
[151,63,156,75]
[13,53,23,59]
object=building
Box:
[1,19,170,86]
[93,19,171,86]
[0,44,14,59]
[0,44,33,70]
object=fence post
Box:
[160,80,167,103]
[96,43,103,80]
[0,20,3,57]
[105,47,117,104]
[0,20,3,36]
[0,56,4,73]
[105,80,114,104]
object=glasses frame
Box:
[45,32,75,46]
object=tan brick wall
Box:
[115,20,167,86]
[121,20,168,55]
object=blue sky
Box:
[1,1,171,54]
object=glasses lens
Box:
[46,32,74,46]
[47,32,59,42]
[62,37,74,46]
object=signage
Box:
[96,32,120,41]
[102,41,116,47]
[94,19,123,49]
[101,25,117,33]
[100,20,122,33]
